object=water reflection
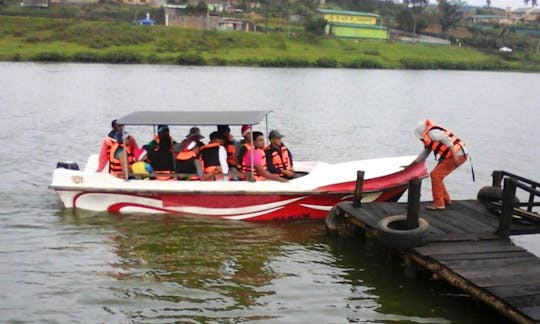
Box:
[54,210,507,323]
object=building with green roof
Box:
[317,8,388,40]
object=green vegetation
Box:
[0,15,538,71]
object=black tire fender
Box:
[477,186,520,206]
[376,215,429,250]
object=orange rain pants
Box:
[430,154,467,208]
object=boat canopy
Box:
[117,110,272,126]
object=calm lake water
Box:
[1,62,539,323]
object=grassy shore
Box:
[1,15,539,71]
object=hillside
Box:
[1,15,539,71]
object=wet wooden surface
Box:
[335,200,540,323]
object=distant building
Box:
[164,4,219,29]
[21,0,48,7]
[164,4,255,31]
[317,8,388,40]
[511,7,540,23]
[119,0,165,6]
[466,14,516,24]
[217,18,255,31]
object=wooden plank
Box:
[446,200,505,230]
[487,284,540,298]
[419,214,468,234]
[438,208,497,232]
[505,294,540,310]
[456,262,540,279]
[424,232,500,243]
[432,250,533,261]
[379,202,407,217]
[415,240,525,256]
[518,306,540,321]
[440,255,539,270]
[468,272,540,288]
[337,203,382,228]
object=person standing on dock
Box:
[413,119,467,210]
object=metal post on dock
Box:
[492,170,504,188]
[497,177,516,239]
[353,171,365,207]
[406,178,421,229]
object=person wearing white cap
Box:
[265,129,295,179]
[412,119,467,210]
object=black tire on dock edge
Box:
[477,186,520,205]
[376,215,429,250]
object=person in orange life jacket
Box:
[147,125,176,152]
[98,119,139,172]
[412,119,468,210]
[148,131,175,180]
[265,129,295,179]
[217,125,238,172]
[235,125,252,167]
[241,131,287,182]
[200,131,229,180]
[180,127,205,153]
[175,141,205,180]
[109,131,137,178]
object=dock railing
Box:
[493,171,540,238]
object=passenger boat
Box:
[49,110,427,221]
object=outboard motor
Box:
[56,161,79,170]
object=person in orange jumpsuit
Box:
[413,119,467,210]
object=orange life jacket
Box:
[109,142,135,178]
[155,170,174,181]
[265,145,292,173]
[175,150,199,180]
[200,142,223,180]
[238,143,251,170]
[422,121,465,160]
[224,141,236,168]
[240,147,267,181]
[150,145,175,180]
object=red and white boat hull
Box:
[50,155,427,221]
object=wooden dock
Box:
[328,171,540,323]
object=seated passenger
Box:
[240,131,287,182]
[109,132,137,179]
[99,120,139,174]
[217,125,238,172]
[175,141,204,180]
[199,131,229,180]
[181,127,205,151]
[148,132,175,180]
[235,125,252,168]
[265,129,295,179]
[147,125,174,152]
[97,119,122,172]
